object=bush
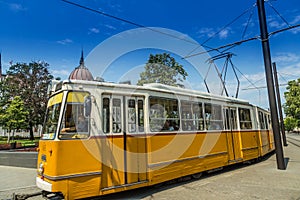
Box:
[284,117,298,132]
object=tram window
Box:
[181,101,204,131]
[138,100,144,132]
[239,108,252,129]
[259,111,266,129]
[230,109,238,130]
[149,97,179,132]
[59,92,90,139]
[224,108,238,130]
[103,98,110,133]
[42,103,61,140]
[128,99,136,133]
[112,98,122,133]
[127,99,145,133]
[264,114,269,130]
[205,104,223,130]
[224,109,230,130]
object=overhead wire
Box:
[185,3,257,57]
[61,0,199,46]
[241,5,255,40]
[200,3,257,47]
[267,1,291,27]
[61,0,300,94]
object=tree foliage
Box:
[0,96,28,131]
[137,53,188,87]
[284,117,298,132]
[0,61,53,139]
[284,78,300,127]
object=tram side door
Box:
[224,107,243,163]
[101,95,126,189]
[101,95,147,190]
[125,97,147,184]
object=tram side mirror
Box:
[84,96,92,117]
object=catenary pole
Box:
[257,0,286,170]
[272,62,288,146]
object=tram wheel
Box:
[192,172,202,179]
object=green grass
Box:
[0,138,39,145]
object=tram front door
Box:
[101,95,147,190]
[224,107,243,163]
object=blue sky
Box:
[1,0,300,109]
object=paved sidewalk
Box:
[0,166,39,199]
[139,136,300,200]
[0,133,300,200]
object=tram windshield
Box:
[41,93,63,140]
[59,91,90,139]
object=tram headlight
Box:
[38,162,44,175]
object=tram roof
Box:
[57,79,250,105]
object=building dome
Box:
[69,51,94,81]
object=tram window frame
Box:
[59,91,90,140]
[127,98,145,133]
[258,111,266,130]
[127,99,137,133]
[238,108,253,130]
[138,99,145,132]
[42,92,63,140]
[205,103,223,130]
[223,108,237,130]
[181,100,204,131]
[112,98,122,133]
[149,97,179,132]
[102,97,110,134]
[264,114,270,130]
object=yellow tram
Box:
[36,80,274,199]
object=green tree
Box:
[284,78,300,127]
[137,53,188,87]
[3,61,53,140]
[0,96,28,142]
[284,117,298,133]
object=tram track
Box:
[286,135,300,148]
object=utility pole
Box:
[257,0,286,170]
[272,62,288,146]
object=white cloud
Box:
[269,20,286,29]
[89,27,100,34]
[278,62,300,79]
[218,28,230,39]
[9,3,27,12]
[291,15,300,24]
[286,15,300,34]
[57,38,73,45]
[105,24,117,30]
[197,27,215,38]
[51,69,70,77]
[272,52,300,63]
[197,27,232,40]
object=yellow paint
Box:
[66,91,89,103]
[37,130,274,199]
[47,93,63,107]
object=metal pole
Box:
[257,0,286,170]
[272,62,288,146]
